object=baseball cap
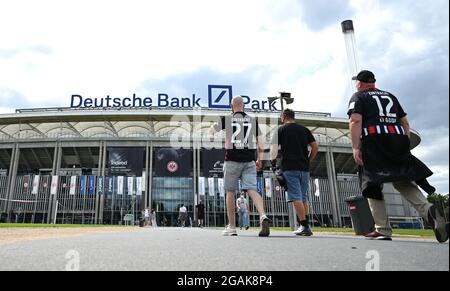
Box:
[352,70,376,83]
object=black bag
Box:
[273,167,288,191]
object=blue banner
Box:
[257,177,263,195]
[79,176,87,196]
[88,176,96,196]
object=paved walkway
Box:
[0,227,448,271]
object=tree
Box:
[427,193,449,221]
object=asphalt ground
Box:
[0,227,448,271]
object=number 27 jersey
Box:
[215,112,261,163]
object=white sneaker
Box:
[222,225,238,236]
[294,226,305,235]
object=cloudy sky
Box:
[0,0,448,193]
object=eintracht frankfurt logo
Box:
[167,161,178,173]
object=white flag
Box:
[198,177,205,196]
[208,178,215,197]
[127,177,134,196]
[141,171,146,190]
[136,177,142,195]
[117,176,124,195]
[314,179,320,197]
[31,175,40,195]
[218,178,225,197]
[265,178,272,198]
[50,175,58,195]
[69,176,77,195]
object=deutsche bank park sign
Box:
[70,85,279,111]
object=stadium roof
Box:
[0,107,421,148]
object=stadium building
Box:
[0,90,425,228]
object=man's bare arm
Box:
[349,113,364,166]
[270,144,279,161]
[309,141,319,162]
[399,116,411,139]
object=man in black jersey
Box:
[210,96,270,237]
[270,109,319,236]
[348,70,448,242]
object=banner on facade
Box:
[201,149,225,177]
[198,177,205,196]
[127,176,134,196]
[42,176,49,189]
[314,179,320,197]
[257,177,263,195]
[69,176,77,195]
[88,176,96,196]
[32,175,40,195]
[136,177,142,195]
[79,175,87,196]
[50,175,59,195]
[117,176,124,195]
[265,178,272,198]
[141,171,146,190]
[98,176,104,194]
[218,178,225,197]
[108,177,113,194]
[155,148,192,177]
[108,147,144,176]
[208,178,215,197]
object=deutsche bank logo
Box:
[208,85,233,109]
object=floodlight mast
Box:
[342,20,361,87]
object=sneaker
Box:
[365,231,392,241]
[222,225,238,236]
[245,226,250,230]
[427,205,449,243]
[258,216,271,237]
[294,226,304,235]
[294,226,313,236]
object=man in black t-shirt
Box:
[196,201,205,228]
[348,70,448,243]
[210,96,270,237]
[270,109,319,236]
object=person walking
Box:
[144,208,150,227]
[196,200,206,228]
[270,109,319,236]
[347,70,448,242]
[210,95,270,237]
[178,204,188,228]
[236,192,250,230]
[150,209,157,227]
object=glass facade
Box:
[152,177,193,227]
[0,146,421,228]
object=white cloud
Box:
[0,0,448,192]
